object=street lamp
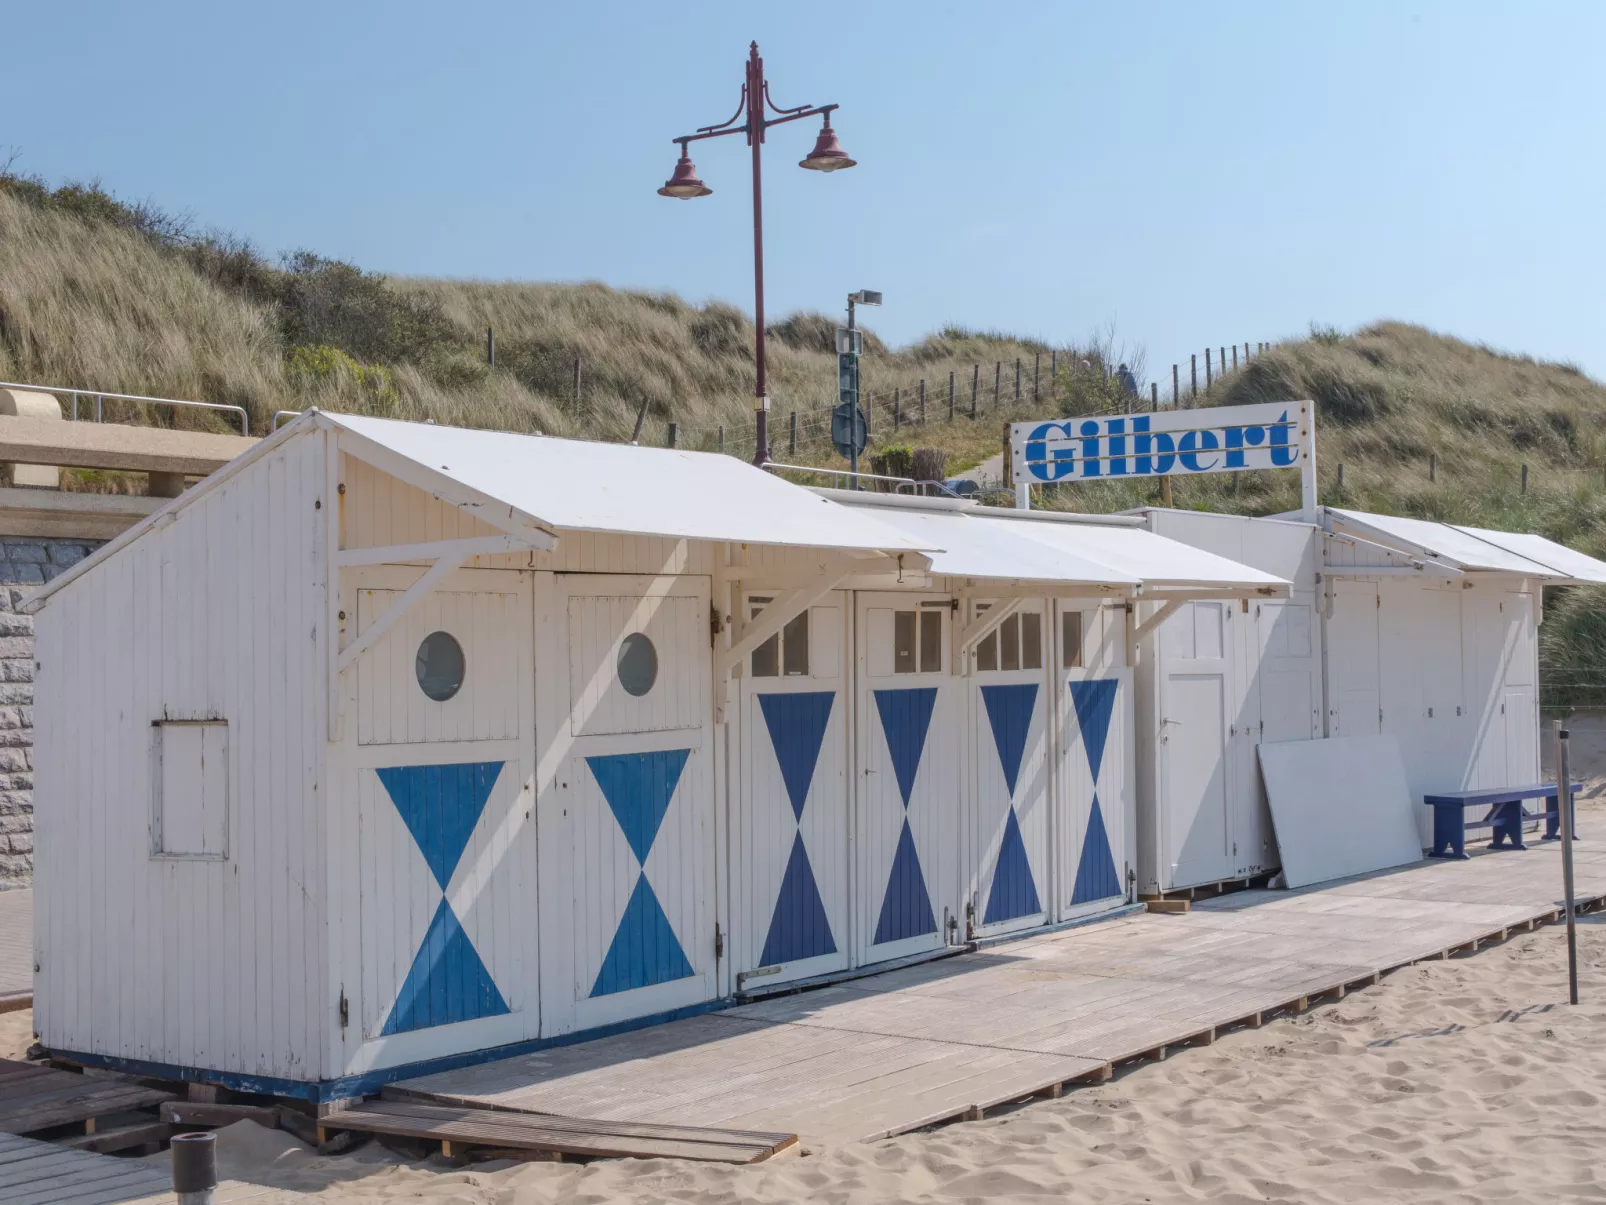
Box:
[658,41,856,466]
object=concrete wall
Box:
[0,537,101,887]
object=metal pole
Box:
[847,296,858,488]
[747,45,771,465]
[1557,720,1579,1005]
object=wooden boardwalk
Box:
[396,823,1606,1147]
[0,1131,294,1205]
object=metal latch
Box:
[338,989,349,1030]
[714,923,724,961]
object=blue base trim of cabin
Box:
[47,997,734,1104]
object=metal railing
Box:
[0,381,251,438]
[762,461,969,499]
[273,410,302,430]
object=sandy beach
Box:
[122,813,1603,1202]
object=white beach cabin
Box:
[24,411,1291,1102]
[1130,504,1606,894]
[25,412,933,1098]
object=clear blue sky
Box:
[5,2,1604,382]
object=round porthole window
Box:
[617,632,658,697]
[415,631,465,702]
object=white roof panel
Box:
[978,513,1290,592]
[1449,526,1606,584]
[843,506,1141,588]
[1328,508,1560,575]
[328,414,935,555]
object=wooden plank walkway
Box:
[0,1128,300,1205]
[396,820,1606,1147]
[0,1059,173,1135]
[327,1098,796,1163]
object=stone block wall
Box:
[0,537,100,889]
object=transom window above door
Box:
[974,604,1043,673]
[749,597,809,677]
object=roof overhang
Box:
[1326,507,1594,580]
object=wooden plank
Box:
[57,1120,175,1154]
[322,1100,792,1164]
[0,415,255,474]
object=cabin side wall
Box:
[33,431,332,1082]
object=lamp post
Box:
[658,41,856,466]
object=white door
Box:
[1329,581,1382,737]
[1502,591,1538,783]
[966,601,1050,938]
[351,567,537,1063]
[1158,600,1235,886]
[734,592,850,991]
[538,573,716,1036]
[854,592,959,964]
[1468,590,1517,787]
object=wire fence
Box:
[1542,669,1606,712]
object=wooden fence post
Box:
[1337,462,1345,491]
[1191,354,1198,402]
[1429,452,1436,482]
[1205,349,1213,390]
[1160,476,1173,507]
[949,371,956,420]
[919,379,927,423]
[971,365,980,417]
[893,387,901,430]
[1219,347,1226,378]
[789,410,797,455]
[718,425,725,455]
[1172,364,1179,407]
[667,422,677,448]
[1521,463,1528,493]
[1231,345,1238,371]
[573,355,582,400]
[1051,349,1057,381]
[993,361,1001,410]
[1033,352,1040,400]
[486,326,495,367]
[1151,382,1158,410]
[1014,358,1021,402]
[1244,341,1250,363]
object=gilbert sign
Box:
[1008,399,1319,520]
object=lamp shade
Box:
[799,119,855,172]
[658,150,712,198]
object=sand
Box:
[125,874,1606,1201]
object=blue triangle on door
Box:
[376,762,505,890]
[873,687,938,808]
[381,897,510,1035]
[591,873,695,997]
[586,748,691,866]
[1068,678,1119,782]
[758,691,836,822]
[873,819,937,945]
[981,683,1038,798]
[1070,795,1122,905]
[759,833,837,966]
[983,806,1042,924]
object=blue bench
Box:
[1423,782,1583,859]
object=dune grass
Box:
[0,172,1601,677]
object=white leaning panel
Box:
[1257,735,1422,889]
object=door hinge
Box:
[710,604,724,646]
[338,989,349,1030]
[1379,707,1384,724]
[714,923,724,961]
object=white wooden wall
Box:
[34,431,331,1081]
